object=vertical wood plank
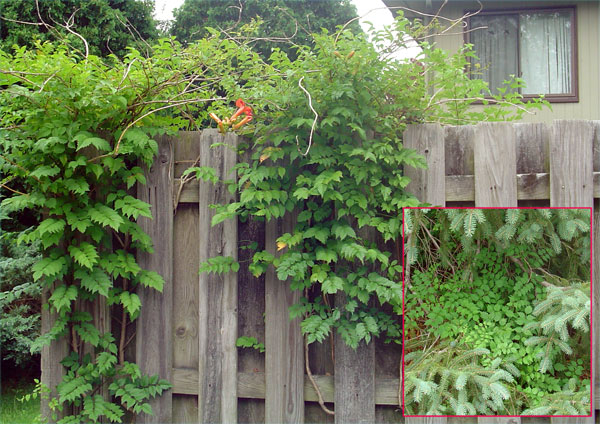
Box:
[549,120,594,208]
[198,129,238,424]
[474,123,517,207]
[237,212,266,423]
[265,212,304,423]
[334,306,375,424]
[549,120,594,424]
[41,283,70,422]
[136,136,174,423]
[472,123,519,424]
[404,123,446,206]
[514,123,550,174]
[172,133,201,423]
[403,124,447,424]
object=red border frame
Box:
[401,206,593,418]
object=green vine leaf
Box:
[120,291,141,319]
[137,270,165,292]
[89,204,124,231]
[69,242,99,270]
[75,136,112,152]
[32,255,68,282]
[48,285,78,314]
[75,268,112,297]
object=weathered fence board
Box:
[136,136,174,423]
[172,133,201,423]
[548,120,595,424]
[237,215,266,424]
[265,213,304,423]
[474,123,518,207]
[548,121,595,424]
[550,121,594,208]
[404,123,446,206]
[41,283,70,422]
[198,130,238,423]
[514,123,549,175]
[334,326,375,423]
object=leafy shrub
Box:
[404,208,591,415]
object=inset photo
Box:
[402,208,592,417]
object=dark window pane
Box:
[470,15,519,95]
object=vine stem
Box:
[305,335,335,416]
[119,279,128,365]
[296,76,318,156]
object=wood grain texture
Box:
[444,125,475,177]
[306,337,334,422]
[334,298,375,423]
[41,283,70,422]
[237,206,266,423]
[404,123,446,206]
[136,136,174,423]
[172,131,201,423]
[476,418,521,424]
[469,123,520,424]
[408,418,453,424]
[198,130,238,424]
[550,120,594,208]
[170,370,403,405]
[474,123,517,207]
[265,212,304,423]
[549,121,594,424]
[514,123,550,174]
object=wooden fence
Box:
[42,120,599,423]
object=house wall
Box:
[387,1,600,122]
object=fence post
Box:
[136,135,174,423]
[198,130,238,423]
[265,212,304,423]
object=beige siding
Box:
[388,1,600,122]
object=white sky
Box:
[153,0,419,59]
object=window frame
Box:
[465,5,578,103]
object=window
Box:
[467,7,577,102]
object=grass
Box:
[1,379,41,424]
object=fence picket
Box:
[550,121,595,424]
[198,130,238,423]
[473,124,520,424]
[474,122,518,207]
[550,120,594,208]
[265,212,304,423]
[136,135,174,423]
[404,123,446,207]
[172,132,201,423]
